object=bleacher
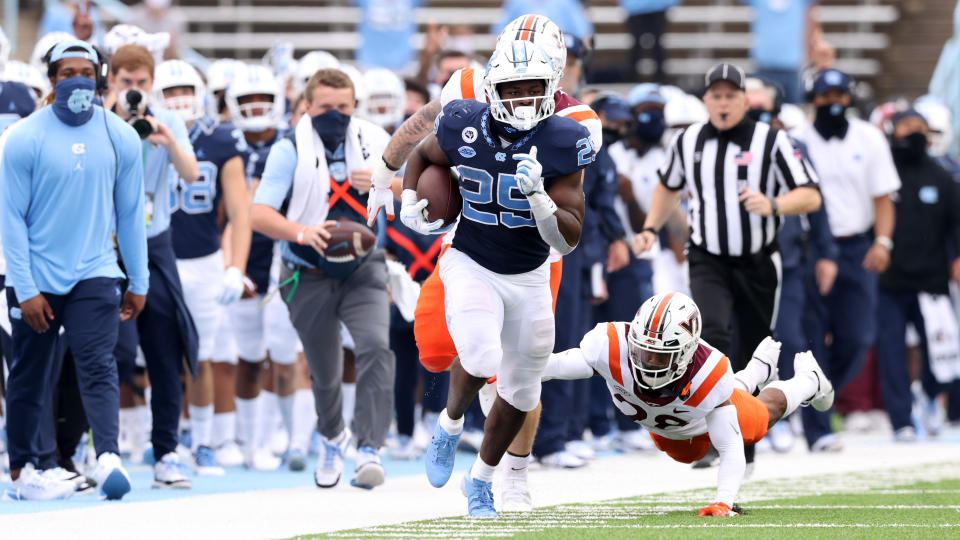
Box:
[98,0,897,87]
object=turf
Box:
[308,470,960,539]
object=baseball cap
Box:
[627,83,666,107]
[592,94,632,121]
[48,39,99,66]
[704,63,745,91]
[813,69,851,96]
[564,34,586,59]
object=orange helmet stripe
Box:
[518,14,537,41]
[646,292,676,338]
[460,68,476,100]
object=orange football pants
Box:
[649,389,770,464]
[414,246,563,373]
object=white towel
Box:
[917,292,960,383]
[286,114,387,226]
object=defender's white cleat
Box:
[795,351,835,412]
[500,474,533,512]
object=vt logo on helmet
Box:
[628,292,702,390]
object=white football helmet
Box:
[30,31,76,73]
[206,58,239,95]
[102,24,170,63]
[496,14,566,78]
[338,64,367,113]
[361,68,405,128]
[484,40,559,132]
[628,292,702,390]
[914,95,953,158]
[664,93,708,128]
[153,60,207,123]
[226,64,284,133]
[294,50,340,96]
[4,60,49,101]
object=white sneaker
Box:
[894,426,917,443]
[538,450,586,468]
[246,448,282,471]
[153,452,192,489]
[590,433,614,452]
[10,464,75,500]
[92,452,131,500]
[215,441,245,467]
[565,440,596,460]
[42,467,94,494]
[350,446,385,489]
[314,430,350,488]
[615,428,655,451]
[795,351,835,411]
[500,473,533,512]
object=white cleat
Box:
[246,448,282,471]
[153,452,192,489]
[314,430,350,488]
[751,336,781,390]
[565,440,596,460]
[93,452,131,500]
[215,441,245,467]
[795,351,835,412]
[538,450,586,469]
[500,474,533,512]
[10,464,75,500]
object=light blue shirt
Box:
[143,106,194,238]
[495,0,594,40]
[252,137,316,268]
[1,106,149,301]
[620,0,679,15]
[743,0,813,70]
[355,0,420,70]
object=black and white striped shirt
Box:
[658,119,818,257]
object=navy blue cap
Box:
[891,108,927,126]
[565,34,586,59]
[704,62,745,91]
[592,94,632,121]
[813,69,851,96]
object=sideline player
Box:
[540,292,835,515]
[155,59,252,476]
[365,14,599,511]
[402,40,594,517]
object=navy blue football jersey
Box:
[170,116,249,259]
[0,81,35,133]
[245,126,289,294]
[436,99,595,274]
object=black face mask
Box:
[747,108,774,125]
[633,109,666,142]
[602,127,623,147]
[311,109,351,151]
[891,132,928,162]
[813,103,849,139]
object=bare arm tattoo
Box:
[382,98,443,169]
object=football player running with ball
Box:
[540,291,835,516]
[401,40,595,518]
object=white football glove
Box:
[513,146,543,196]
[366,158,399,226]
[217,266,245,305]
[400,189,445,235]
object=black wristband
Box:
[642,227,658,235]
[382,157,400,172]
[769,197,779,217]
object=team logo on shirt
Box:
[495,152,506,162]
[462,126,478,143]
[329,161,347,182]
[919,185,939,204]
[68,88,95,113]
[458,146,476,158]
[72,143,85,154]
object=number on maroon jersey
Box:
[613,393,648,423]
[653,414,689,431]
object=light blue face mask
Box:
[52,76,97,126]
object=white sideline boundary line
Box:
[1,434,959,539]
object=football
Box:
[416,164,462,228]
[324,220,377,263]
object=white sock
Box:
[470,456,497,483]
[503,452,529,478]
[188,404,214,451]
[212,412,236,449]
[438,408,464,436]
[236,397,259,451]
[277,394,295,437]
[766,373,819,418]
[290,389,315,453]
[258,391,278,451]
[119,407,137,446]
[136,405,152,446]
[735,357,773,393]
[342,382,356,430]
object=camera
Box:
[118,89,154,139]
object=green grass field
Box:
[309,464,960,539]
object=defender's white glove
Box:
[217,266,245,305]
[366,158,399,226]
[513,146,543,196]
[400,189,445,235]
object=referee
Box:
[632,62,821,373]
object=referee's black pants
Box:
[688,245,782,371]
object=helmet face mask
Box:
[226,64,284,133]
[484,41,558,132]
[154,60,206,123]
[628,292,702,390]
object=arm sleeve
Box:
[658,129,686,191]
[772,130,818,191]
[0,127,40,301]
[705,404,745,507]
[114,128,150,295]
[541,348,597,381]
[253,139,297,210]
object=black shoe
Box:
[692,445,719,469]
